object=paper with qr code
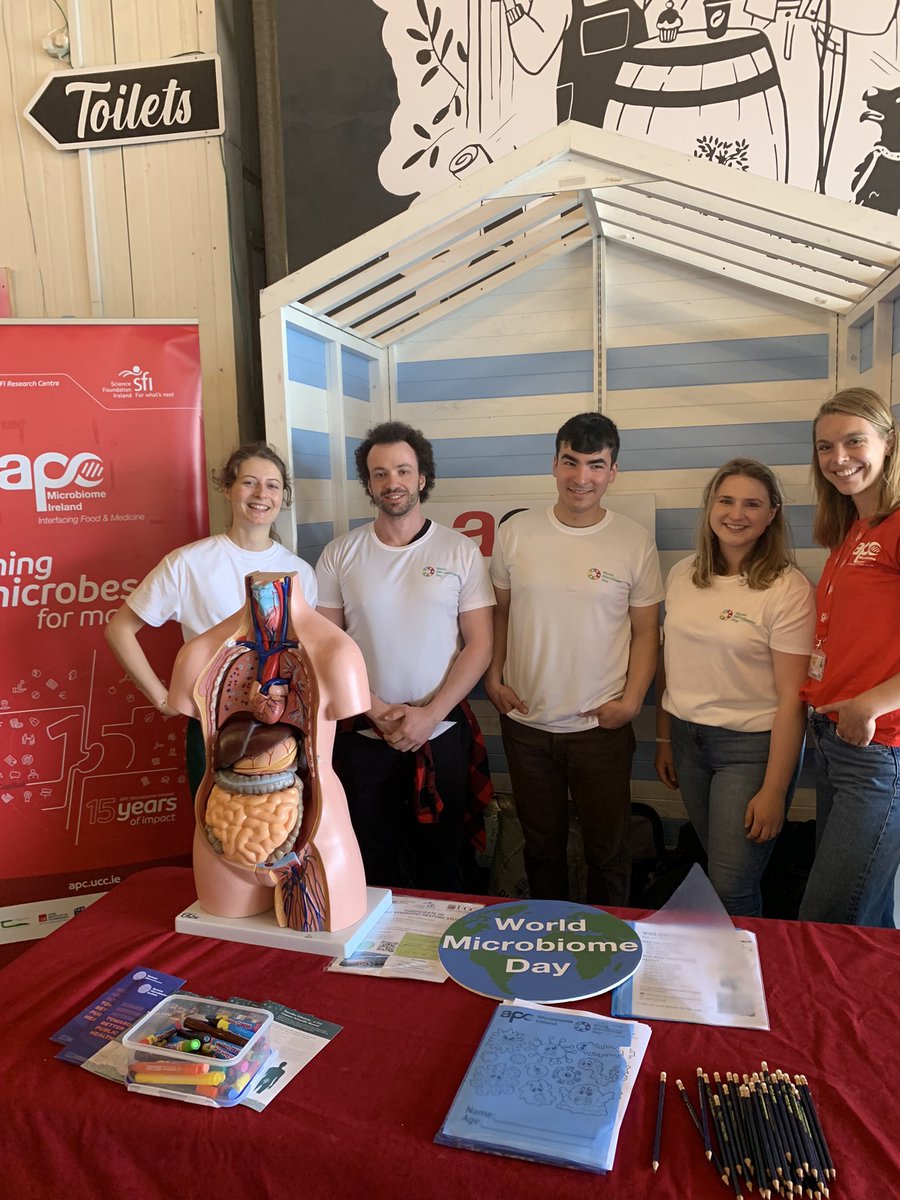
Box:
[327,895,482,981]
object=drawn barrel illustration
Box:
[603,29,788,183]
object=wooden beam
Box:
[378,232,592,344]
[601,223,854,312]
[634,181,898,269]
[593,202,867,302]
[355,215,590,340]
[594,186,883,285]
[323,195,580,327]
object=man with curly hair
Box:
[316,421,494,890]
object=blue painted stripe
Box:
[608,334,829,390]
[286,323,328,390]
[349,425,816,480]
[860,316,874,374]
[655,506,815,551]
[622,421,810,451]
[341,346,373,402]
[396,350,593,403]
[297,545,326,567]
[291,428,331,480]
[296,521,334,549]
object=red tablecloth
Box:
[2,868,898,1199]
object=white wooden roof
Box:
[260,121,900,347]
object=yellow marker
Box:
[132,1071,226,1086]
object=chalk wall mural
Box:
[273,1,900,270]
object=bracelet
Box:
[655,737,671,743]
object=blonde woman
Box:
[656,459,815,916]
[800,388,900,927]
[106,442,317,793]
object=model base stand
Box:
[175,886,392,957]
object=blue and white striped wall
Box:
[379,240,831,819]
[278,239,844,824]
[285,321,385,564]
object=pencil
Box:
[697,1067,712,1161]
[795,1075,835,1182]
[652,1071,666,1172]
[713,1094,744,1199]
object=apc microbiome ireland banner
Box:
[0,322,207,943]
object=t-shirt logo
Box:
[421,566,436,577]
[587,568,602,580]
[718,608,754,625]
[852,540,881,566]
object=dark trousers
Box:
[500,714,635,906]
[334,720,472,892]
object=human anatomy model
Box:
[168,571,370,933]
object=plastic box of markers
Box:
[123,993,273,1107]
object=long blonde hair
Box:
[692,458,794,589]
[811,388,900,548]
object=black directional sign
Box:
[24,54,224,151]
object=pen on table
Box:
[697,1067,711,1160]
[652,1071,666,1172]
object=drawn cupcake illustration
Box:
[656,0,683,42]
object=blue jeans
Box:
[799,714,900,928]
[671,717,799,917]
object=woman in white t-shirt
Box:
[655,459,815,916]
[105,442,317,791]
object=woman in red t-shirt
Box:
[800,388,900,927]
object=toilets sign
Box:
[25,54,223,151]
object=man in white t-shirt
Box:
[316,422,495,891]
[486,413,663,905]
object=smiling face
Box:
[365,441,425,519]
[227,455,286,531]
[708,474,777,569]
[552,441,617,527]
[814,412,893,517]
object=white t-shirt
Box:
[662,556,815,733]
[315,521,494,713]
[127,533,318,642]
[490,506,664,732]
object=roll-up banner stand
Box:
[0,321,207,943]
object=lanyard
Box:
[813,518,867,652]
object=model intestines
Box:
[170,573,367,936]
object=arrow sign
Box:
[24,54,224,151]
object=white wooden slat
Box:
[601,224,856,312]
[260,122,580,317]
[842,261,900,325]
[633,180,898,270]
[357,216,591,340]
[595,203,868,302]
[569,121,900,253]
[323,195,582,327]
[305,196,536,312]
[378,233,593,345]
[594,186,883,286]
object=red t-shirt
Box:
[802,509,900,745]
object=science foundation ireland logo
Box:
[439,900,643,1004]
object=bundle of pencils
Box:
[661,1062,834,1198]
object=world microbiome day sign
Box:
[439,900,643,1004]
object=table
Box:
[2,868,899,1199]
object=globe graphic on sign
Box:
[439,900,643,1004]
